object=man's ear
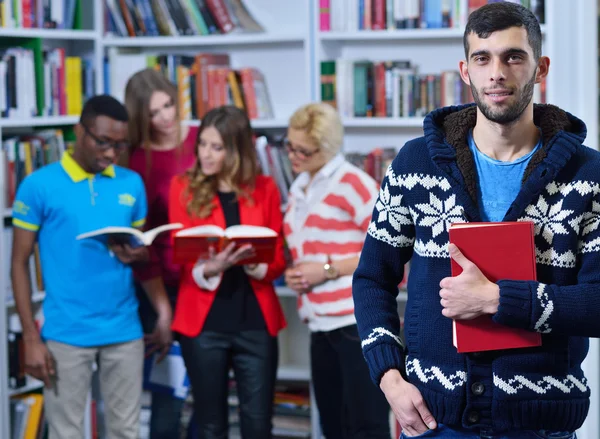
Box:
[535,56,550,84]
[459,60,470,86]
[74,123,84,139]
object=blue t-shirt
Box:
[468,130,542,222]
[12,153,147,347]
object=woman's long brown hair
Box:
[186,106,259,218]
[123,68,180,170]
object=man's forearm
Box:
[11,261,39,340]
[141,277,172,322]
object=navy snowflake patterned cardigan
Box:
[353,103,600,432]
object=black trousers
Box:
[311,324,391,439]
[179,330,278,439]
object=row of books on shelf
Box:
[321,59,547,119]
[105,0,264,38]
[319,0,545,32]
[0,0,82,30]
[106,51,274,121]
[3,129,67,207]
[0,42,94,119]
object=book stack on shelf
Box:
[272,385,312,439]
[346,146,396,184]
[105,51,274,121]
[0,41,94,120]
[322,60,473,119]
[106,51,274,122]
[255,136,294,205]
[0,0,83,30]
[3,129,67,209]
[319,0,545,32]
[105,0,265,37]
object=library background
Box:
[0,0,597,438]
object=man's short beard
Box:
[470,71,537,125]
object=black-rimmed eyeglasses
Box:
[82,124,130,152]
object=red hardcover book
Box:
[449,221,541,353]
[173,225,277,265]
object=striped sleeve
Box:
[12,174,43,232]
[339,170,379,231]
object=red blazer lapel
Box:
[238,190,263,227]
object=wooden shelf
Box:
[103,33,304,48]
[0,116,79,128]
[0,28,97,40]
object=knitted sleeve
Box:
[493,188,600,337]
[352,156,416,385]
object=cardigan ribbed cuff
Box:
[492,280,533,330]
[363,343,405,386]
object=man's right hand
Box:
[24,338,56,388]
[380,369,437,437]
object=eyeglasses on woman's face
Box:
[284,139,320,160]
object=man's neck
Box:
[472,105,540,162]
[70,150,94,174]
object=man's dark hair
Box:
[464,2,542,60]
[80,94,129,126]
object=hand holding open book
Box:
[173,224,278,265]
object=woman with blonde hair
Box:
[283,102,391,438]
[124,67,199,439]
[169,105,287,439]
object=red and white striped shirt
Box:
[283,154,379,332]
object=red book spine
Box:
[372,0,386,30]
[204,0,235,33]
[374,62,386,117]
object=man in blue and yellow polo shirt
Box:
[10,95,172,439]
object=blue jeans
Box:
[399,425,576,439]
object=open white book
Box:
[76,223,184,247]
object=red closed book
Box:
[172,224,277,265]
[449,221,542,353]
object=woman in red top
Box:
[169,105,286,439]
[124,68,198,439]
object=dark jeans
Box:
[179,330,278,439]
[137,282,186,439]
[311,324,391,439]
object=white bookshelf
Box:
[0,1,598,438]
[318,24,547,41]
[0,28,98,39]
[102,33,305,48]
[0,116,81,128]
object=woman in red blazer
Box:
[168,105,286,439]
